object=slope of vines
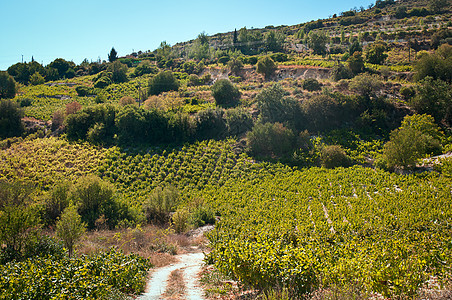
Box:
[204,166,452,297]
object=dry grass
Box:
[76,225,194,267]
[162,269,186,299]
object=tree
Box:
[225,107,253,137]
[48,58,75,79]
[108,47,118,62]
[347,51,365,74]
[211,79,241,107]
[233,29,238,49]
[43,182,71,226]
[228,57,243,75]
[143,186,180,225]
[256,56,277,80]
[194,108,227,140]
[29,72,45,85]
[107,60,128,83]
[56,205,86,257]
[382,127,440,169]
[148,70,179,96]
[0,72,16,98]
[302,94,341,132]
[0,99,24,138]
[264,30,285,52]
[0,181,40,258]
[71,176,118,230]
[411,77,452,125]
[429,0,449,13]
[308,31,328,55]
[348,39,362,55]
[365,42,388,65]
[320,145,351,168]
[256,84,301,129]
[414,44,451,83]
[349,73,383,98]
[246,122,297,158]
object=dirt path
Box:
[138,252,205,300]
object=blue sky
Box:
[0,0,373,70]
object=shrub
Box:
[211,79,241,107]
[399,86,416,100]
[331,63,353,81]
[347,51,365,74]
[143,186,179,225]
[132,60,158,77]
[56,205,86,257]
[307,31,328,55]
[189,205,215,228]
[29,72,45,85]
[256,56,277,80]
[302,78,322,91]
[107,61,128,83]
[43,182,71,226]
[119,96,136,107]
[256,84,301,129]
[247,122,297,158]
[0,71,16,99]
[349,73,383,98]
[75,86,96,97]
[71,176,120,230]
[365,42,388,65]
[148,71,179,96]
[172,209,189,233]
[320,145,351,168]
[194,108,227,140]
[0,99,24,138]
[414,44,451,83]
[302,94,341,132]
[225,107,253,137]
[228,57,243,75]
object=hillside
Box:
[0,0,452,298]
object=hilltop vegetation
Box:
[1,0,452,298]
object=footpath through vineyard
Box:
[138,251,205,300]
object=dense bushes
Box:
[0,99,24,138]
[256,56,277,80]
[148,70,180,96]
[211,79,241,107]
[247,123,297,158]
[0,72,16,99]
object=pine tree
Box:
[108,47,118,62]
[233,29,238,49]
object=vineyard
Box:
[204,166,452,297]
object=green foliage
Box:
[108,47,118,62]
[365,42,388,65]
[0,72,16,99]
[247,122,297,158]
[71,175,119,230]
[56,205,86,257]
[349,73,383,98]
[256,56,277,80]
[172,208,189,233]
[143,185,179,225]
[75,85,97,97]
[29,72,45,86]
[264,30,285,52]
[414,44,452,83]
[302,94,341,133]
[225,107,253,137]
[107,61,128,84]
[302,78,321,91]
[132,60,159,77]
[347,51,365,74]
[227,57,243,75]
[0,99,24,138]
[320,145,351,168]
[211,79,241,107]
[308,31,328,55]
[195,108,227,140]
[48,58,76,79]
[43,182,71,226]
[148,70,180,96]
[189,204,216,228]
[330,63,353,81]
[0,181,40,258]
[256,84,301,129]
[0,249,151,299]
[399,86,415,100]
[411,77,452,126]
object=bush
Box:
[347,51,365,74]
[320,145,351,168]
[172,209,189,233]
[132,60,158,77]
[414,44,451,83]
[211,79,241,107]
[148,71,179,96]
[302,78,322,91]
[189,205,215,228]
[119,96,136,107]
[0,99,24,138]
[365,42,388,65]
[194,108,227,140]
[143,186,179,225]
[29,72,45,85]
[0,72,16,99]
[107,61,128,83]
[302,94,341,133]
[75,86,96,97]
[43,182,71,226]
[399,86,416,100]
[56,205,86,257]
[256,56,277,80]
[228,57,243,75]
[256,84,301,129]
[349,73,383,98]
[71,176,121,230]
[225,107,253,137]
[247,122,297,158]
[331,63,353,81]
